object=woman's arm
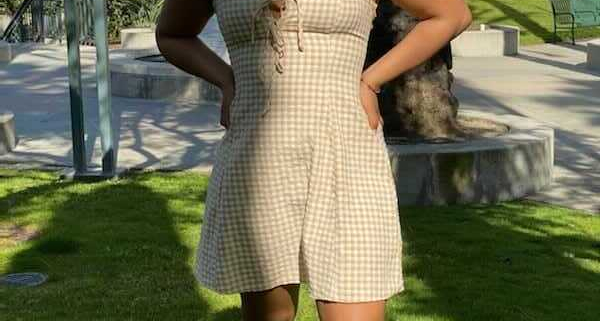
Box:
[361,0,472,92]
[155,0,233,90]
[156,0,234,128]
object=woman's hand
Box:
[220,74,235,129]
[359,77,383,130]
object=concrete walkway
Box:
[453,41,600,214]
[0,38,598,214]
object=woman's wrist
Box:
[361,77,380,94]
[219,67,235,91]
[360,70,383,94]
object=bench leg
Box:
[571,21,575,45]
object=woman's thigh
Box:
[240,283,301,321]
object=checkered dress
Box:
[194,0,404,303]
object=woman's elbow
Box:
[450,0,472,35]
[458,6,473,33]
[155,27,172,55]
[155,31,165,55]
[430,0,472,37]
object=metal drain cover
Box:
[0,273,48,287]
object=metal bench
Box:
[549,0,600,44]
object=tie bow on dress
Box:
[251,0,305,116]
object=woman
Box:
[156,0,471,320]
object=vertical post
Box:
[571,20,575,45]
[92,0,115,175]
[31,0,44,42]
[63,0,87,174]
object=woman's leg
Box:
[240,283,301,321]
[315,299,386,321]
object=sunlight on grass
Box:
[0,168,598,320]
[468,0,600,45]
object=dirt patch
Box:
[0,224,40,247]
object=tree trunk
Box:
[364,0,467,142]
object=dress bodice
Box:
[211,0,378,116]
[213,0,377,47]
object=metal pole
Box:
[32,0,44,42]
[63,0,87,174]
[92,0,115,175]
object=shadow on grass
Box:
[480,0,600,44]
[480,0,554,42]
[386,200,599,321]
[0,169,241,320]
[1,170,599,320]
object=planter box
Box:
[451,24,520,57]
[0,110,16,155]
[388,110,554,205]
[587,40,600,71]
[0,40,13,62]
[120,27,157,50]
[0,14,10,35]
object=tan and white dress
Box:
[194,0,404,303]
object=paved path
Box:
[1,35,598,214]
[454,42,600,214]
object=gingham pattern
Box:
[194,0,404,303]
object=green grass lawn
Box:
[0,168,599,320]
[468,0,600,45]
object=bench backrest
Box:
[549,0,599,25]
[572,0,598,12]
[550,0,572,15]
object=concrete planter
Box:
[451,24,520,57]
[110,16,228,102]
[0,40,13,63]
[587,40,600,71]
[120,27,157,50]
[109,47,222,102]
[387,109,554,206]
[0,110,16,155]
[0,14,10,35]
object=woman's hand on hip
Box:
[359,76,383,131]
[220,72,235,129]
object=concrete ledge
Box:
[387,109,554,205]
[120,28,157,50]
[109,47,222,102]
[587,40,600,70]
[43,37,67,45]
[110,16,227,102]
[451,24,520,57]
[0,40,13,63]
[0,110,16,155]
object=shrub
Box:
[1,0,25,15]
